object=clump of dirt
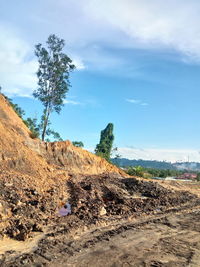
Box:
[0,173,54,241]
[67,175,198,223]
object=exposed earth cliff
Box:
[0,94,125,178]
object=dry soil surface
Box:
[2,204,200,267]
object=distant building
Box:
[176,173,197,180]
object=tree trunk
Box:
[41,109,50,141]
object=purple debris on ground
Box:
[58,203,71,216]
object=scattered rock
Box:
[99,206,107,216]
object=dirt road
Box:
[2,205,200,267]
[50,208,200,267]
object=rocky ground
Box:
[1,174,200,267]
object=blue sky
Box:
[1,0,200,162]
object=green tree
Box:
[95,123,114,161]
[127,166,144,177]
[46,128,63,141]
[33,34,75,141]
[72,141,84,148]
[196,173,200,181]
[24,117,40,138]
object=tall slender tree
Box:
[33,34,75,141]
[95,123,114,161]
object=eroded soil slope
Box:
[0,94,125,177]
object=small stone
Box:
[99,206,107,216]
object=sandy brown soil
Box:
[1,176,200,267]
[58,208,200,267]
[2,204,200,267]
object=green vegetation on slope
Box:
[72,141,84,148]
[2,93,63,141]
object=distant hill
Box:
[174,162,200,171]
[112,158,200,171]
[112,158,176,169]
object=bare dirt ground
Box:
[60,208,200,267]
[2,205,200,267]
[1,177,200,267]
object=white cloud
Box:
[126,98,148,106]
[126,99,140,104]
[118,147,200,162]
[83,0,200,60]
[2,0,200,96]
[0,25,38,97]
[0,24,85,97]
[72,57,86,70]
[63,99,82,105]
